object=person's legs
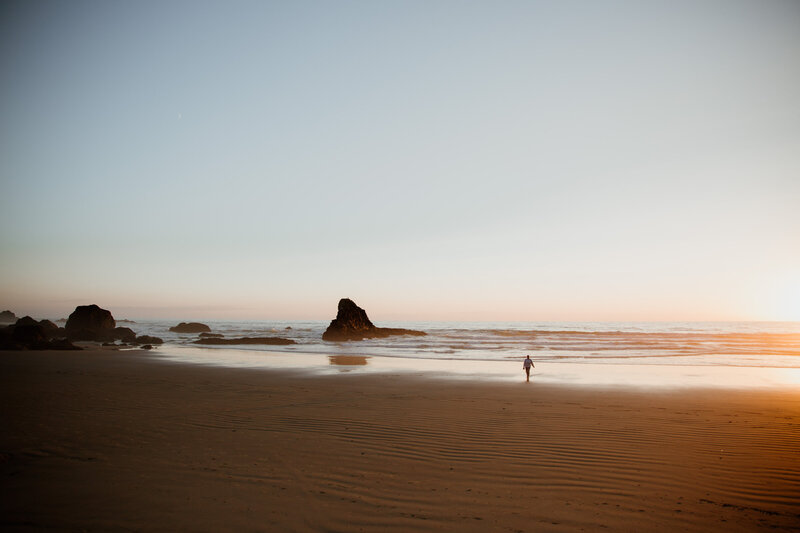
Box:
[525,367,530,382]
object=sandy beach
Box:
[2,348,799,532]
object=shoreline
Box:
[145,343,800,391]
[2,349,799,531]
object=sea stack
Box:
[65,304,116,340]
[322,298,426,341]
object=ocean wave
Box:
[127,320,800,368]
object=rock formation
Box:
[0,316,81,350]
[112,327,137,343]
[38,319,61,337]
[0,310,16,323]
[134,335,163,345]
[0,306,152,349]
[65,304,116,340]
[169,322,211,333]
[322,298,426,341]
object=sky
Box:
[1,0,799,322]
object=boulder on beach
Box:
[65,304,116,340]
[194,336,296,346]
[322,298,426,342]
[0,321,81,351]
[169,322,211,333]
[12,324,49,345]
[15,317,61,337]
[0,310,17,323]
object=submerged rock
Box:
[169,322,211,333]
[322,298,426,342]
[198,332,224,338]
[193,337,296,346]
[11,324,49,345]
[135,335,163,345]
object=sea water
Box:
[126,320,800,367]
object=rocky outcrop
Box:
[322,298,426,341]
[193,337,296,346]
[0,310,16,323]
[14,316,39,327]
[0,317,81,350]
[65,304,116,340]
[134,335,163,345]
[38,319,61,336]
[11,324,49,345]
[169,322,211,333]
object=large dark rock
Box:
[0,322,81,351]
[65,304,116,340]
[0,310,16,323]
[169,322,211,333]
[12,324,48,345]
[135,335,163,345]
[12,317,63,340]
[194,336,296,346]
[322,298,426,342]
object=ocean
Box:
[128,319,800,368]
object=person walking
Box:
[523,355,535,382]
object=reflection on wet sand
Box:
[329,355,369,366]
[152,346,800,389]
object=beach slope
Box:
[2,349,799,531]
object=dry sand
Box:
[2,349,799,532]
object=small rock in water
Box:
[169,322,211,333]
[135,335,163,345]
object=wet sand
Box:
[2,349,799,531]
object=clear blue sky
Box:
[1,0,799,321]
